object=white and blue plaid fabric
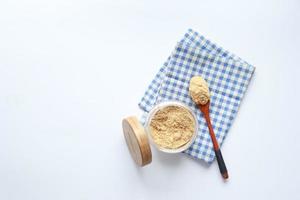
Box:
[139,29,255,164]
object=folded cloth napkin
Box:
[139,29,255,164]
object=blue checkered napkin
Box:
[139,29,255,163]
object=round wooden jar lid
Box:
[122,116,152,166]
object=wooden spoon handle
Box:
[215,148,228,179]
[199,104,229,179]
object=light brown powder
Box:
[149,105,195,149]
[189,76,210,105]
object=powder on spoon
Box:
[149,105,195,149]
[189,76,210,105]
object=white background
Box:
[0,0,299,199]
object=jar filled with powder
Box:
[122,101,198,166]
[145,101,198,153]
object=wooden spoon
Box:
[189,76,229,179]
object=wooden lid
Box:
[122,116,152,166]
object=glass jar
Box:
[145,101,198,153]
